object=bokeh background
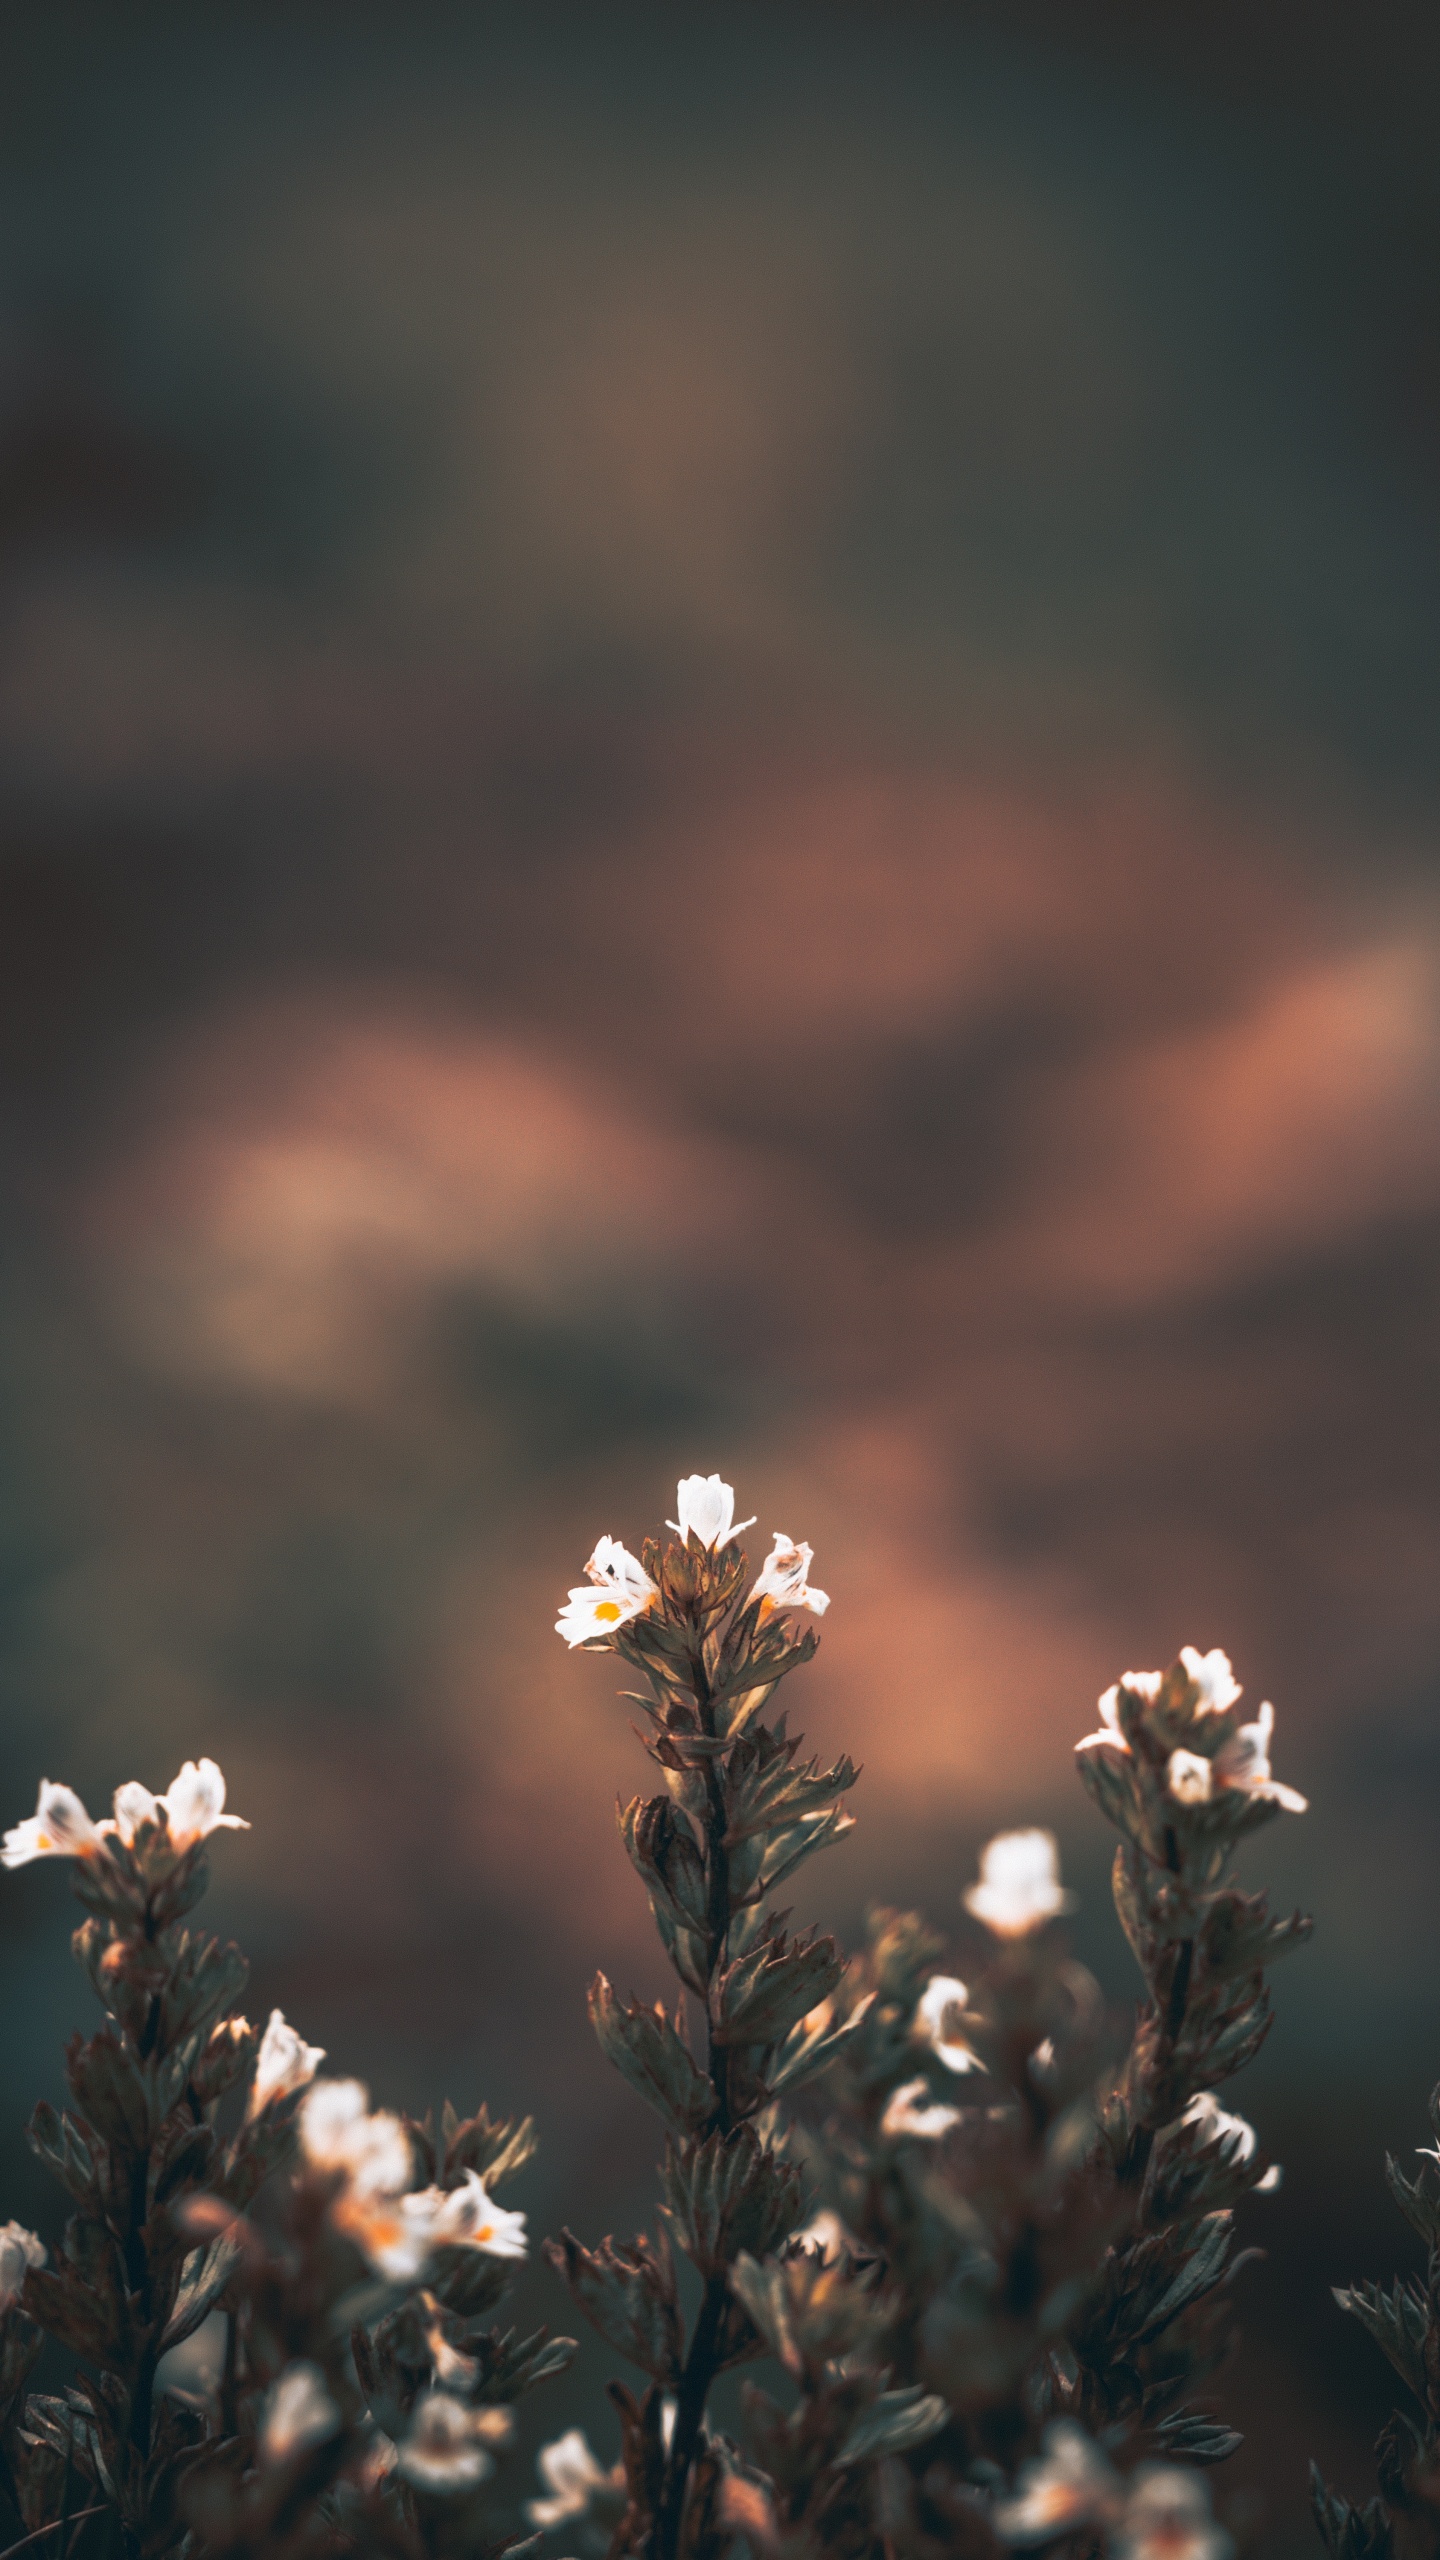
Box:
[1,4,1438,2548]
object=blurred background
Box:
[0,4,1438,2547]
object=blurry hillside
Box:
[0,8,1438,2548]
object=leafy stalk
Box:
[549,1486,858,2560]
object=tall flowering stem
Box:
[550,1480,857,2560]
[1071,1649,1311,2457]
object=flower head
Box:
[668,1473,756,1549]
[1166,1751,1213,1806]
[160,1759,249,1852]
[299,2077,422,2273]
[248,2009,327,2117]
[0,2222,45,2309]
[993,2422,1120,2543]
[528,2426,623,2530]
[1179,1646,1242,1717]
[2,1782,106,1869]
[915,1974,980,2074]
[881,2077,962,2141]
[1076,1670,1162,1756]
[1181,2091,1280,2187]
[751,1534,830,1619]
[404,2169,528,2262]
[259,2362,342,2466]
[1113,2466,1233,2560]
[1213,1702,1307,1812]
[556,1538,657,1648]
[965,1830,1075,1936]
[110,1781,163,1845]
[397,2392,497,2494]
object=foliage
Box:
[0,1469,1325,2560]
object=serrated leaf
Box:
[1333,2280,1431,2406]
[544,2230,683,2382]
[589,1976,713,2135]
[660,2128,802,2275]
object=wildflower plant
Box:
[0,1460,1328,2560]
[1311,2075,1440,2560]
[0,1760,573,2557]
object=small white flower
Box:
[881,2077,962,2141]
[751,1534,830,1619]
[791,2207,855,2259]
[299,2078,422,2271]
[160,1759,249,1852]
[964,1830,1074,1936]
[110,1781,163,1845]
[1183,2091,1279,2186]
[259,2361,342,2465]
[1183,2091,1256,2164]
[1179,1646,1242,1717]
[915,1975,980,2073]
[1075,1670,1162,1755]
[1166,1750,1213,1806]
[248,2010,327,2117]
[2,1782,107,1869]
[1114,2465,1233,2560]
[1213,1702,1307,1813]
[556,1538,657,1648]
[993,2422,1120,2543]
[397,2391,495,2493]
[156,2307,228,2409]
[0,2222,45,2308]
[668,1474,756,1549]
[300,2079,413,2198]
[528,2426,622,2530]
[404,2169,528,2261]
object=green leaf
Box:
[836,2387,948,2466]
[161,2231,243,2353]
[1333,2280,1431,2406]
[544,2231,683,2382]
[588,1976,713,2134]
[660,2127,802,2276]
[712,1930,843,2050]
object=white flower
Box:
[1183,2091,1255,2164]
[110,1781,163,1845]
[791,2207,855,2259]
[1114,2465,1233,2560]
[156,2307,227,2409]
[993,2422,1120,2543]
[668,1474,756,1548]
[397,2391,496,2493]
[881,2077,962,2141]
[1179,1646,1242,1717]
[751,1535,830,1619]
[1183,2092,1281,2188]
[1166,1750,1213,1805]
[528,2426,622,2530]
[556,1538,657,1648]
[0,2222,45,2308]
[1075,1670,1162,1755]
[300,2079,412,2196]
[2,1782,107,1869]
[248,2010,327,2117]
[402,2170,528,2262]
[160,1759,249,1852]
[259,2361,342,2465]
[299,2077,423,2274]
[915,1975,980,2074]
[1213,1702,1307,1813]
[964,1830,1074,1935]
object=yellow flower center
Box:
[594,1600,622,1623]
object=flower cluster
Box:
[556,1471,829,1648]
[2,1756,247,1869]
